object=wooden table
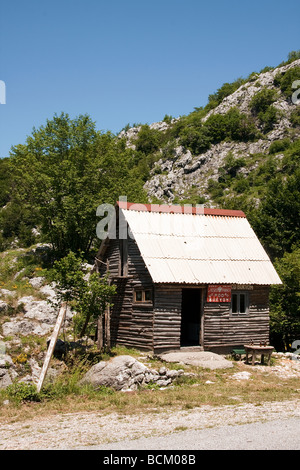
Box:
[244,344,274,366]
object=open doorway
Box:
[180,288,202,346]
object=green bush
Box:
[178,107,258,154]
[290,107,300,127]
[205,108,257,144]
[223,108,257,142]
[179,126,211,154]
[135,125,161,154]
[287,50,300,62]
[269,138,291,154]
[233,177,250,194]
[7,382,40,403]
[206,77,246,110]
[274,66,300,97]
[258,105,280,132]
[250,88,278,114]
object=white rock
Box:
[29,277,45,288]
[231,371,252,381]
[0,289,16,298]
[2,319,52,337]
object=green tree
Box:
[0,157,11,207]
[274,66,300,96]
[134,124,161,154]
[50,251,116,341]
[270,247,300,351]
[8,113,146,257]
[250,88,278,114]
[251,168,300,259]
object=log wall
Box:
[203,285,270,353]
[98,236,271,354]
[98,236,155,351]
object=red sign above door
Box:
[207,285,231,302]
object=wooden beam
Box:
[36,303,67,393]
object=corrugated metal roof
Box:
[121,207,282,285]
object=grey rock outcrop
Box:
[2,319,53,337]
[79,355,184,391]
[0,354,18,389]
[120,59,300,204]
[18,296,58,324]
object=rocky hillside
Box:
[120,58,300,206]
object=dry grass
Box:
[1,354,300,425]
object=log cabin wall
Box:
[203,285,270,353]
[98,236,155,351]
[98,237,271,354]
[127,237,154,351]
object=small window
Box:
[144,290,152,302]
[134,289,152,303]
[231,292,249,315]
[135,290,143,302]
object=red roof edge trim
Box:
[116,201,246,218]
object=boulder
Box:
[2,319,52,337]
[79,355,183,391]
[18,296,57,325]
[39,283,57,300]
[28,277,45,288]
[159,351,233,370]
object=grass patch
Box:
[0,355,299,425]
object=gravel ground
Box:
[1,399,300,450]
[85,417,300,450]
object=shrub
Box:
[135,125,161,154]
[233,177,250,194]
[7,382,40,403]
[290,107,300,127]
[275,66,300,97]
[179,126,211,155]
[287,50,300,62]
[206,77,246,110]
[258,105,280,132]
[224,108,257,142]
[250,88,278,114]
[163,114,173,124]
[205,108,257,144]
[204,114,228,144]
[269,138,291,154]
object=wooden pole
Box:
[105,303,111,350]
[97,315,103,350]
[36,303,67,393]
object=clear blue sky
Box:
[0,0,299,159]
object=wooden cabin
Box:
[95,201,282,354]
